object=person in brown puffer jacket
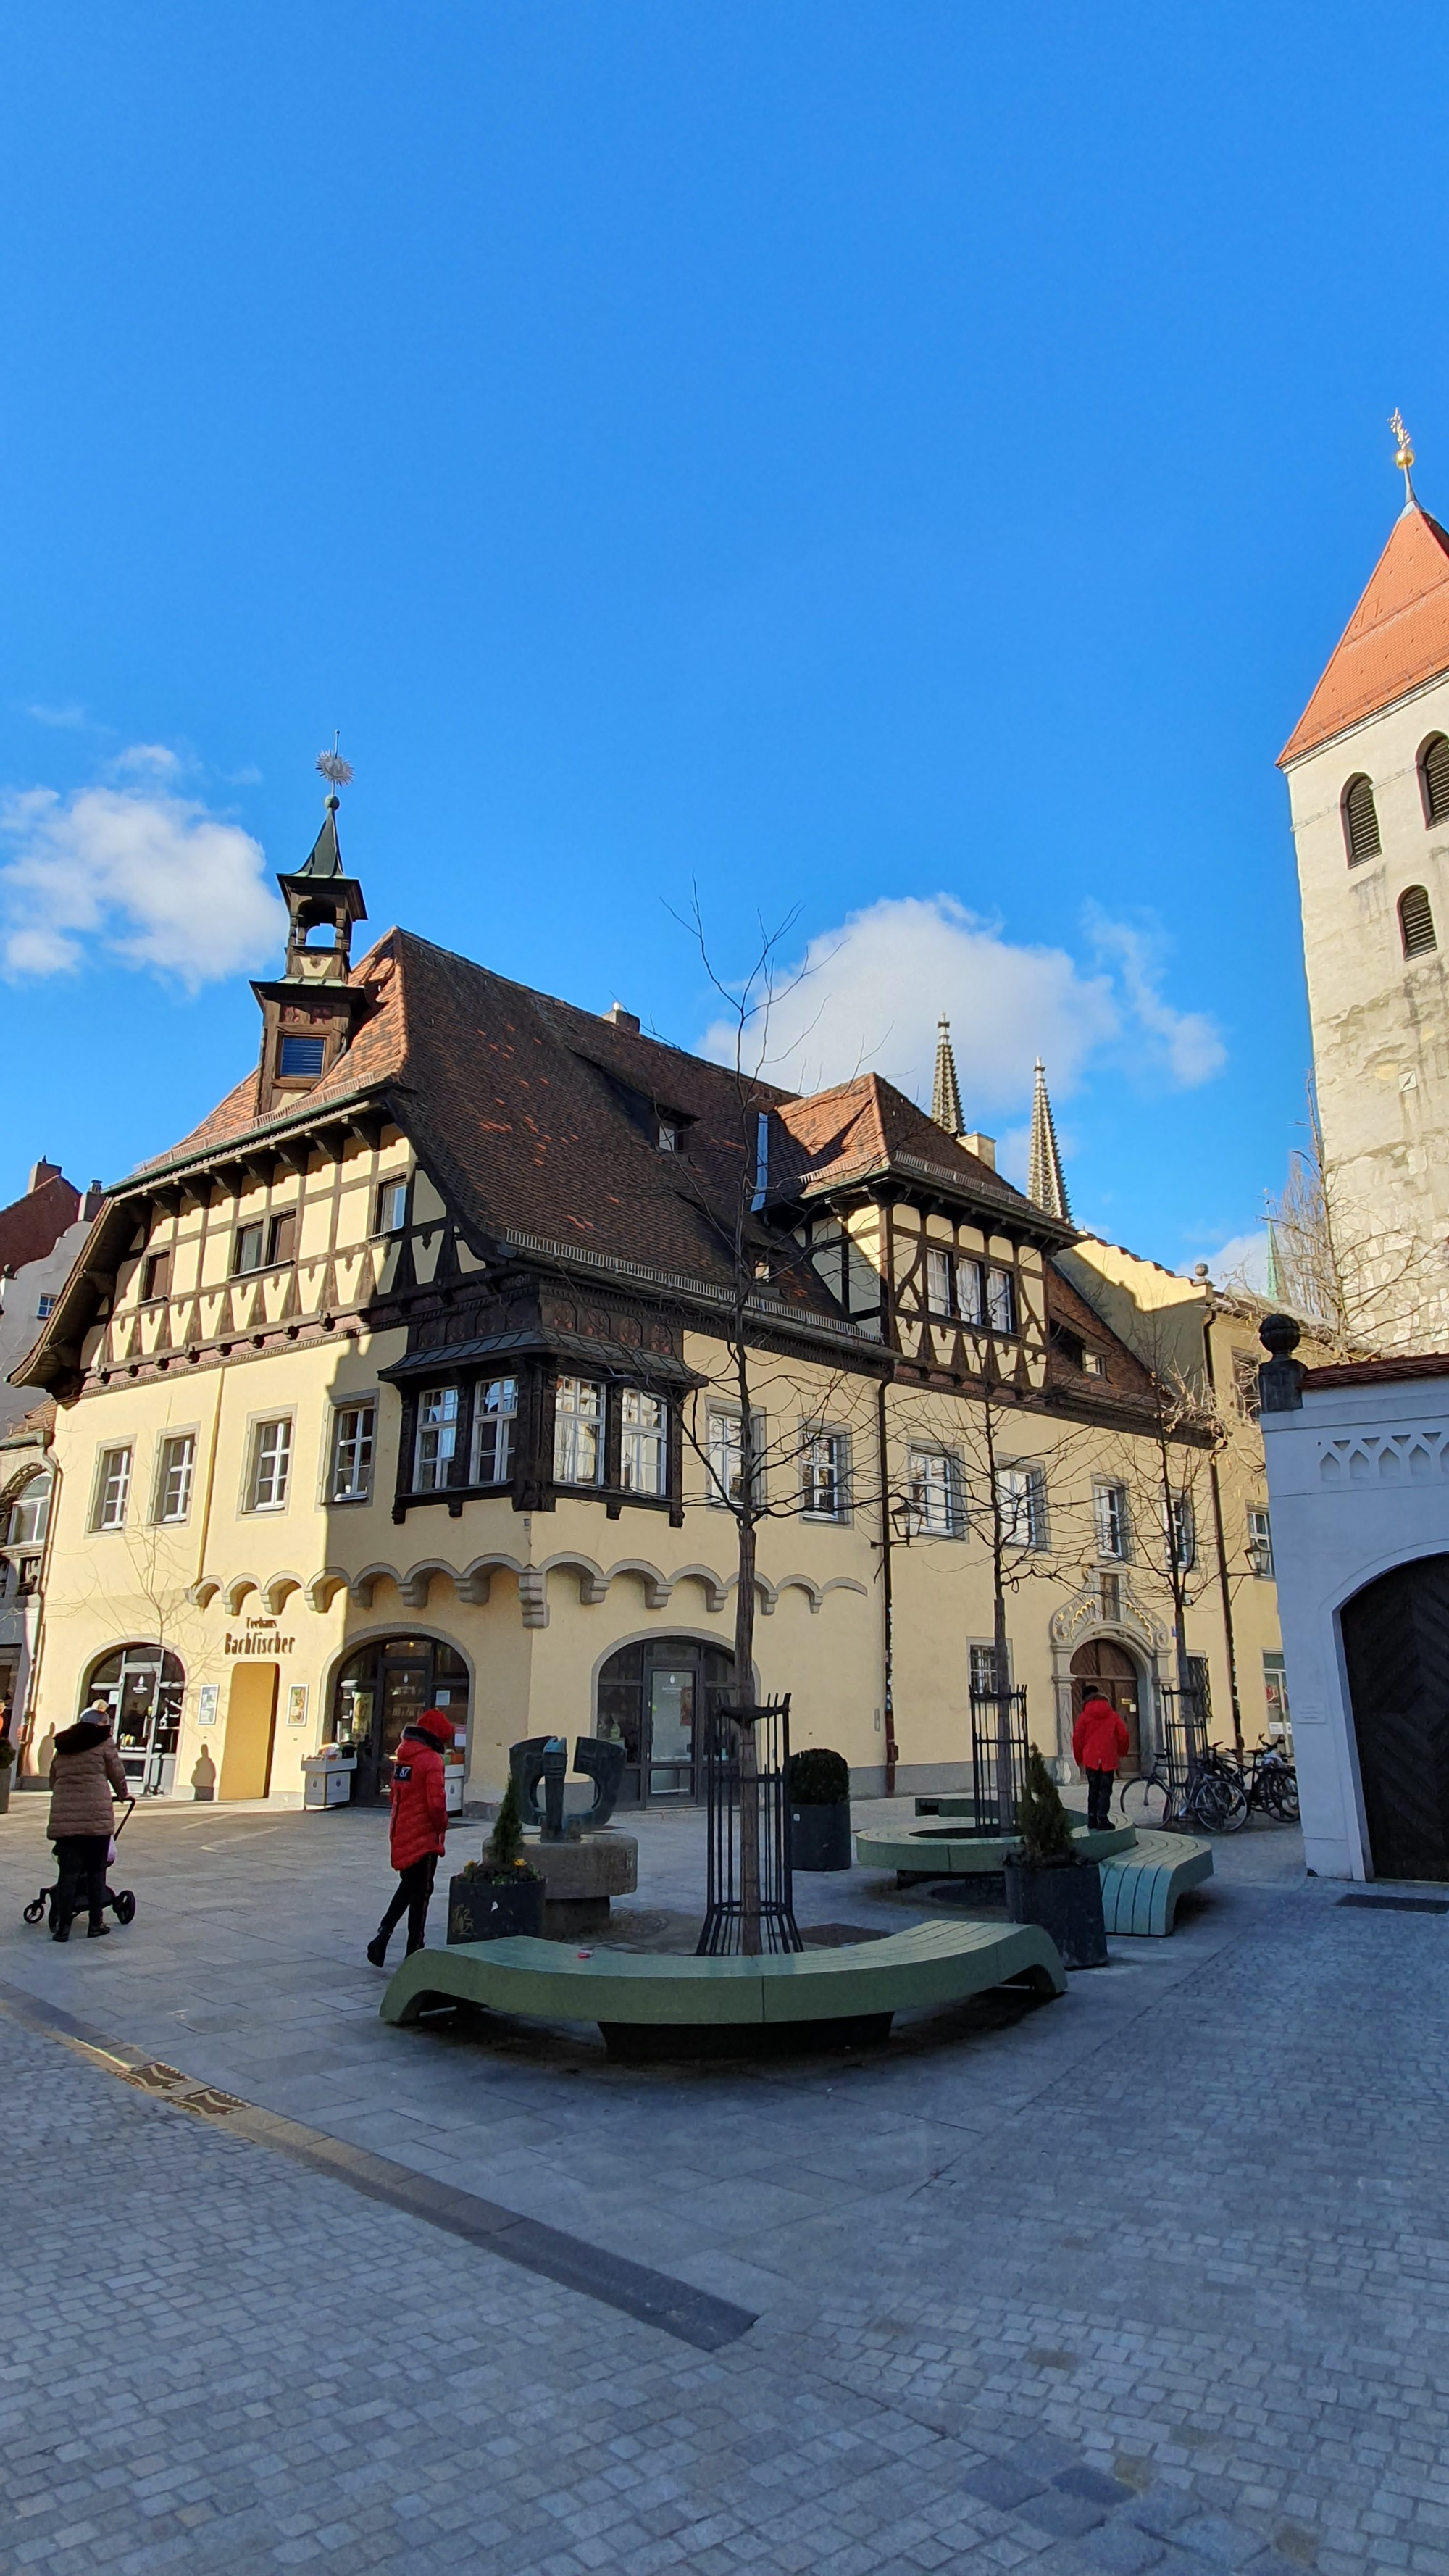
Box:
[48,1699,130,1941]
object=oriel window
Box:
[472,1378,518,1485]
[414,1388,459,1492]
[620,1390,667,1496]
[554,1378,604,1485]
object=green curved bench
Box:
[1098,1830,1213,1935]
[380,1917,1067,2057]
[855,1820,1135,1879]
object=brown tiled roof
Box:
[1280,505,1449,765]
[1300,1352,1449,1390]
[0,1175,80,1275]
[1043,1260,1158,1408]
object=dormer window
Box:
[658,1120,678,1151]
[279,1035,325,1080]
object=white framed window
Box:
[956,1257,987,1326]
[154,1434,196,1525]
[233,1221,265,1275]
[969,1641,1004,1698]
[620,1389,667,1495]
[706,1408,765,1508]
[1094,1480,1130,1561]
[996,1462,1048,1550]
[925,1247,987,1324]
[375,1178,409,1235]
[93,1446,133,1531]
[330,1402,377,1503]
[1248,1507,1274,1578]
[1164,1495,1195,1572]
[414,1387,459,1493]
[472,1378,518,1485]
[246,1417,293,1513]
[36,1293,57,1320]
[986,1264,1016,1334]
[801,1427,851,1520]
[907,1445,965,1537]
[4,1475,49,1548]
[657,1120,678,1152]
[554,1377,603,1485]
[925,1246,953,1314]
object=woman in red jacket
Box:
[367,1708,451,1966]
[1072,1692,1131,1830]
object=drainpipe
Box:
[1199,1298,1244,1761]
[876,1377,898,1795]
[17,1441,62,1771]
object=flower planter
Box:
[447,1869,544,1944]
[789,1801,852,1872]
[1003,1854,1108,1969]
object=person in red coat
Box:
[1072,1691,1131,1830]
[367,1708,452,1965]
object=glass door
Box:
[646,1662,696,1800]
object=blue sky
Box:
[1,3,1443,1277]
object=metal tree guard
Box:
[1158,1675,1211,1790]
[969,1685,1030,1835]
[697,1696,803,1956]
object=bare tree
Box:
[1264,1077,1445,1357]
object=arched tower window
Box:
[1342,774,1382,864]
[1399,885,1437,959]
[1421,735,1449,825]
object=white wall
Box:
[0,1218,91,1438]
[1261,1369,1449,1877]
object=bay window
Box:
[472,1378,518,1485]
[414,1387,459,1493]
[554,1377,603,1485]
[620,1389,667,1496]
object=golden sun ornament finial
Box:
[315,732,354,812]
[1390,409,1417,508]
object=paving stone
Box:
[1175,2516,1274,2568]
[1018,2490,1110,2540]
[1056,2468,1137,2509]
[964,2464,1051,2510]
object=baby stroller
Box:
[24,1796,138,1930]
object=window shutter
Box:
[1424,735,1449,825]
[1343,775,1382,864]
[1400,885,1437,958]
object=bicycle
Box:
[1245,1742,1299,1823]
[1120,1748,1248,1834]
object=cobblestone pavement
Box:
[1,1794,1445,2572]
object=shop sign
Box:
[196,1683,220,1727]
[286,1683,309,1727]
[224,1615,296,1658]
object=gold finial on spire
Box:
[1390,409,1417,509]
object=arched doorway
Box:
[1069,1639,1143,1774]
[330,1634,471,1804]
[1340,1554,1449,1880]
[85,1644,185,1798]
[596,1637,738,1804]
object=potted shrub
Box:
[448,1775,545,1943]
[1003,1748,1108,1969]
[788,1746,853,1872]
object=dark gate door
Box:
[1069,1639,1142,1772]
[1340,1553,1449,1881]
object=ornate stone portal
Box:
[1047,1580,1172,1768]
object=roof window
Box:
[279,1035,326,1080]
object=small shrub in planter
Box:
[448,1775,545,1943]
[788,1746,853,1872]
[1003,1748,1108,1969]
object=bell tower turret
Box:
[252,751,373,1113]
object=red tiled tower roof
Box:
[1280,504,1449,766]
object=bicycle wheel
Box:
[1188,1772,1248,1833]
[1266,1770,1300,1823]
[1119,1771,1169,1827]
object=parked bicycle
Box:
[1121,1739,1296,1834]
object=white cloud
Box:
[1198,1227,1271,1293]
[24,702,88,729]
[698,891,1222,1117]
[0,767,285,989]
[1085,906,1227,1088]
[110,742,181,777]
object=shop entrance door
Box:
[596,1638,738,1805]
[219,1664,279,1801]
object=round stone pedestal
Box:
[527,1833,638,1938]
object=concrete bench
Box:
[380,1917,1067,2057]
[1098,1830,1213,1935]
[855,1820,1135,1881]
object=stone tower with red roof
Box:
[1279,443,1449,1349]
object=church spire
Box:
[932,1015,964,1138]
[1027,1058,1072,1222]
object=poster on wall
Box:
[286,1683,309,1728]
[196,1684,220,1728]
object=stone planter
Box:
[1003,1854,1108,1969]
[447,1868,544,1944]
[789,1801,852,1871]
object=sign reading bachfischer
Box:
[224,1615,296,1657]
